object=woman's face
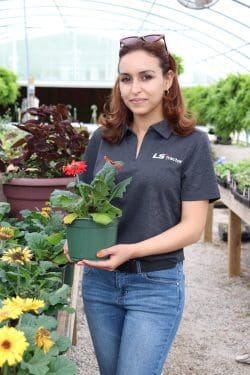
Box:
[118,50,173,122]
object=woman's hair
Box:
[99,39,196,143]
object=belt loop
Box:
[135,260,142,273]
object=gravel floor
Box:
[68,207,250,375]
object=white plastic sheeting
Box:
[0,0,249,87]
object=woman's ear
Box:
[164,70,174,91]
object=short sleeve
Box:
[181,132,220,203]
[79,127,102,183]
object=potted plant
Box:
[231,160,250,208]
[0,104,89,217]
[50,157,132,261]
[214,159,237,188]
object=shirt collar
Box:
[150,120,173,139]
[124,120,172,140]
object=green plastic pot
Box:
[62,263,75,286]
[66,218,118,261]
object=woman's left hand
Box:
[77,244,135,271]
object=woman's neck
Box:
[132,115,164,135]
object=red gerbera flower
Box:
[63,160,87,176]
[104,156,123,170]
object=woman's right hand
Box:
[63,240,73,263]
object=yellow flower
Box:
[63,213,78,224]
[3,297,45,314]
[0,326,29,367]
[1,247,33,265]
[0,305,23,323]
[41,211,49,218]
[35,326,54,353]
[41,206,52,213]
[0,227,14,240]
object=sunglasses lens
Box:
[120,34,167,53]
[143,34,162,43]
[120,37,139,47]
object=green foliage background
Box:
[0,66,19,107]
[183,74,250,141]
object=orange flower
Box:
[104,156,123,170]
[0,227,14,239]
[63,160,87,176]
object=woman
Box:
[66,34,220,375]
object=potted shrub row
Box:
[214,159,250,207]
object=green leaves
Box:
[109,177,132,201]
[47,356,77,374]
[0,202,10,220]
[183,74,250,142]
[0,67,19,107]
[90,213,113,225]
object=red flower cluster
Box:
[63,160,87,176]
[104,155,123,170]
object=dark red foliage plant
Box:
[1,104,89,179]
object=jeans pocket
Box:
[83,265,95,276]
[141,267,181,286]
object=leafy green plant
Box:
[50,157,132,225]
[183,74,250,143]
[214,161,238,184]
[0,202,10,222]
[0,259,62,300]
[0,67,19,107]
[172,53,184,76]
[215,159,250,195]
[0,296,76,374]
[0,207,68,266]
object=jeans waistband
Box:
[116,259,177,273]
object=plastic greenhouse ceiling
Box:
[0,0,249,87]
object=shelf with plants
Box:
[215,159,250,208]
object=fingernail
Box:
[96,251,104,257]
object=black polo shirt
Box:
[82,120,220,264]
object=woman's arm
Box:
[80,200,209,270]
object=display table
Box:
[57,265,82,344]
[204,185,250,276]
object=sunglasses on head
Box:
[120,34,168,52]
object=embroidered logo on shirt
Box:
[152,153,183,164]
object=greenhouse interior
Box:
[0,1,249,374]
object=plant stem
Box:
[2,363,10,375]
[0,239,4,253]
[17,265,20,296]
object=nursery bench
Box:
[204,185,250,276]
[57,265,82,344]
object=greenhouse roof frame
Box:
[0,0,249,87]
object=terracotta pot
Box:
[3,177,74,218]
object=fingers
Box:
[77,259,115,271]
[63,240,69,254]
[63,240,74,263]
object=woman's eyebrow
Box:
[119,70,155,75]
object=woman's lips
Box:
[130,98,147,104]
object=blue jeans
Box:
[82,261,185,375]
